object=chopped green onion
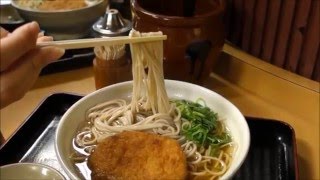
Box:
[174,99,231,150]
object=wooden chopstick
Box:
[37,35,167,50]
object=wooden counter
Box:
[1,44,319,179]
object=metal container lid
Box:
[92,9,132,37]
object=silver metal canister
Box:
[92,8,132,37]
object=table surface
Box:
[1,44,319,179]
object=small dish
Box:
[0,163,65,180]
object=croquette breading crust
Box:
[88,131,187,180]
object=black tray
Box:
[39,48,95,76]
[0,93,298,180]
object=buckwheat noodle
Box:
[73,30,235,179]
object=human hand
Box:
[0,22,65,108]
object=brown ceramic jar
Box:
[131,0,226,84]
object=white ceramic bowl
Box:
[0,163,65,179]
[11,0,108,40]
[55,80,250,180]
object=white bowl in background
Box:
[11,0,108,40]
[0,163,65,179]
[55,80,250,180]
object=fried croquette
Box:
[88,131,187,180]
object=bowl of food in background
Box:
[11,0,109,40]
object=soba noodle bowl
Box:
[72,30,236,180]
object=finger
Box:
[0,27,9,38]
[37,36,53,43]
[30,47,65,70]
[0,57,40,108]
[0,46,65,108]
[38,31,44,37]
[0,54,39,108]
[0,22,40,71]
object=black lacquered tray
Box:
[40,48,95,75]
[0,93,298,180]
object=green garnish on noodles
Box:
[174,99,231,151]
